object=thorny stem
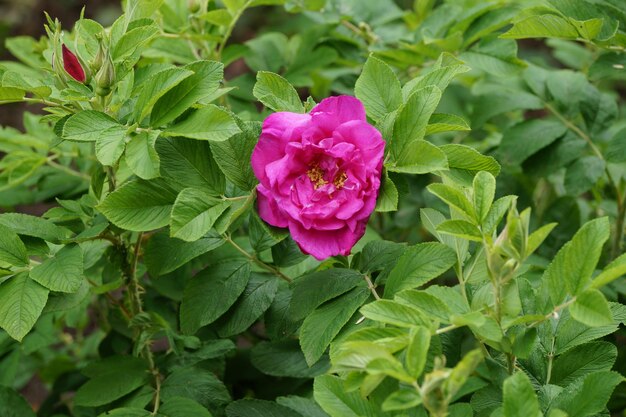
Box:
[545,102,625,259]
[363,274,381,300]
[224,234,292,283]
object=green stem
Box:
[545,102,625,259]
[215,0,253,60]
[46,158,91,181]
[224,234,292,283]
[363,274,381,300]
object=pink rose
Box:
[251,96,385,260]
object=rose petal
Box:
[310,96,366,133]
[289,220,367,260]
[251,112,311,184]
[257,185,289,228]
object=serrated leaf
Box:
[300,287,369,366]
[151,60,224,127]
[314,375,377,417]
[375,174,398,212]
[253,71,303,113]
[355,55,402,122]
[125,130,161,180]
[551,371,624,417]
[405,326,431,378]
[544,217,610,303]
[97,179,177,232]
[551,341,617,387]
[161,366,231,412]
[473,171,495,222]
[426,113,471,135]
[384,242,456,296]
[180,261,250,334]
[133,67,194,123]
[30,244,83,293]
[503,371,540,417]
[0,273,48,341]
[226,399,302,417]
[163,105,241,141]
[62,110,122,142]
[251,339,329,378]
[0,213,72,243]
[0,224,28,267]
[170,188,232,242]
[437,220,483,242]
[360,299,428,328]
[501,14,579,39]
[210,122,259,191]
[570,289,613,327]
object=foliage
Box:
[0,0,625,416]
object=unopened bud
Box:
[188,0,200,13]
[61,44,86,83]
[95,51,115,97]
[91,35,106,73]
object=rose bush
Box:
[251,95,385,259]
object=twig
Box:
[223,234,292,283]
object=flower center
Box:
[307,164,328,189]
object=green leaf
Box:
[390,86,442,163]
[375,173,398,212]
[440,144,501,177]
[436,220,483,242]
[0,213,72,243]
[170,188,232,242]
[210,122,259,191]
[94,125,127,166]
[551,371,624,417]
[144,230,224,276]
[251,339,329,378]
[384,242,456,296]
[125,130,161,180]
[30,244,83,293]
[473,171,496,222]
[0,387,36,417]
[217,273,278,337]
[501,14,579,39]
[387,139,448,174]
[0,273,47,341]
[314,375,377,417]
[226,399,302,417]
[427,183,476,221]
[564,156,605,196]
[151,60,224,127]
[402,55,470,99]
[526,223,557,256]
[360,299,428,328]
[502,371,540,417]
[112,24,159,60]
[497,119,567,165]
[160,397,213,417]
[551,341,617,387]
[544,217,610,303]
[97,409,151,417]
[163,105,241,141]
[426,113,471,135]
[157,137,226,195]
[405,326,431,378]
[0,224,28,267]
[290,268,364,321]
[74,357,148,407]
[133,67,194,123]
[161,366,231,413]
[276,396,330,417]
[62,110,122,142]
[570,289,613,327]
[180,261,251,334]
[395,290,452,323]
[300,287,370,366]
[253,71,304,113]
[97,179,177,232]
[381,389,422,412]
[354,55,402,122]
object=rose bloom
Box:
[251,96,385,260]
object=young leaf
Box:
[502,371,540,417]
[426,113,471,135]
[427,183,476,221]
[253,71,304,113]
[314,375,378,417]
[133,67,194,123]
[570,289,613,327]
[473,171,496,223]
[354,55,402,122]
[544,217,610,303]
[30,244,83,293]
[0,273,48,341]
[405,326,431,378]
[360,299,429,328]
[436,220,483,242]
[375,174,398,212]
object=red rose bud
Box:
[62,44,86,83]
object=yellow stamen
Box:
[334,171,348,189]
[307,164,328,189]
